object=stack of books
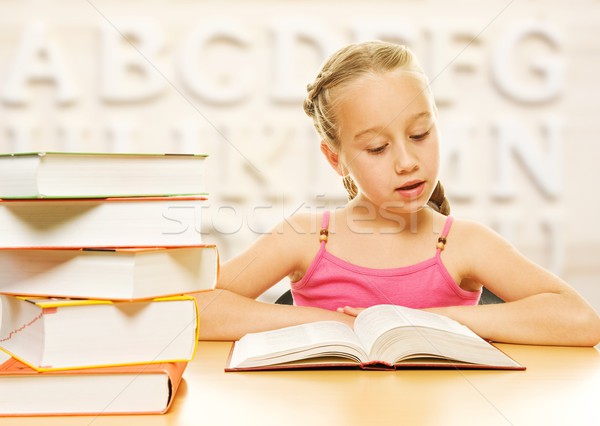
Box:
[0,152,218,416]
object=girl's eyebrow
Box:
[354,127,383,141]
[407,111,433,123]
[353,111,433,141]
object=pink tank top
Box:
[291,211,481,311]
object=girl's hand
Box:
[336,306,365,317]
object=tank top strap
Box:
[436,215,454,252]
[319,211,330,245]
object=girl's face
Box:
[331,70,440,215]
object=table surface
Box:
[3,341,600,426]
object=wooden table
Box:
[2,341,600,425]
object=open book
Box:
[226,305,524,371]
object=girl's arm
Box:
[195,289,354,340]
[195,214,354,340]
[430,220,600,346]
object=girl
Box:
[196,41,600,346]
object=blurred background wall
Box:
[1,0,598,309]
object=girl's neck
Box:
[344,196,437,234]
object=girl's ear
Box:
[320,142,344,176]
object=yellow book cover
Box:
[0,295,199,371]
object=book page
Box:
[354,305,479,356]
[229,321,368,368]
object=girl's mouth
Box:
[398,181,423,190]
[395,181,425,198]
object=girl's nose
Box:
[394,142,419,174]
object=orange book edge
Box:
[0,356,187,416]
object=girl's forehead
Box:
[334,70,435,127]
[339,69,431,100]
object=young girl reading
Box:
[196,41,600,346]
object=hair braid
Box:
[342,175,359,200]
[427,181,451,216]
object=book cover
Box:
[0,245,219,300]
[0,196,207,248]
[0,152,207,199]
[0,350,187,416]
[0,295,199,371]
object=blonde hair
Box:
[304,41,450,215]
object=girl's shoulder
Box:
[448,217,501,245]
[447,216,517,259]
[273,211,327,282]
[449,217,503,238]
[442,217,518,282]
[267,210,325,257]
[273,210,326,238]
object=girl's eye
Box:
[410,130,431,141]
[366,144,388,154]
